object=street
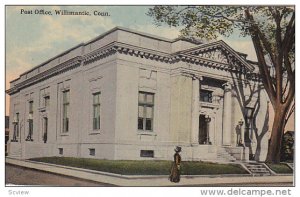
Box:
[5,164,113,186]
[5,163,293,187]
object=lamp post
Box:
[11,116,18,142]
[238,119,244,146]
[244,107,254,143]
[205,115,212,145]
[26,113,33,141]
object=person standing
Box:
[169,146,182,183]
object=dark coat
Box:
[169,152,181,183]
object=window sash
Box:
[29,101,33,113]
[16,113,19,137]
[200,90,213,103]
[63,91,69,104]
[63,117,69,132]
[92,92,101,130]
[62,90,70,133]
[138,92,154,131]
[28,119,33,136]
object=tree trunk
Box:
[265,107,288,163]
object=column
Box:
[240,121,245,145]
[205,115,212,144]
[191,76,201,145]
[222,82,232,146]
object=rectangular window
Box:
[43,117,48,143]
[58,148,63,155]
[26,101,34,141]
[62,90,70,133]
[138,92,154,131]
[93,92,101,130]
[15,113,19,137]
[140,150,154,158]
[200,90,213,103]
[89,148,95,156]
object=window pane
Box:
[97,118,100,129]
[146,94,154,104]
[146,119,152,130]
[93,93,100,104]
[63,105,69,118]
[200,90,212,103]
[138,118,143,130]
[138,106,144,117]
[45,96,50,107]
[29,101,33,113]
[146,106,153,118]
[63,118,69,132]
[63,91,69,103]
[138,92,145,103]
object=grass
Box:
[30,157,248,175]
[266,163,293,174]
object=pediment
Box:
[179,40,255,71]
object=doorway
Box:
[199,114,207,144]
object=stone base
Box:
[224,146,249,162]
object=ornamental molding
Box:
[7,56,83,95]
[7,40,261,95]
[83,42,174,65]
[178,40,255,72]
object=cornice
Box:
[83,42,174,65]
[7,41,261,95]
[7,56,83,95]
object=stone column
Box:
[191,76,201,145]
[222,82,232,146]
[240,121,245,145]
[205,115,212,144]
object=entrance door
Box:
[199,115,207,144]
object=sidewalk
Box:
[6,157,294,186]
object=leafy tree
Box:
[280,131,294,162]
[148,6,295,163]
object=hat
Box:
[174,146,182,152]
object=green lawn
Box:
[30,157,248,175]
[266,163,293,174]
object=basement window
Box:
[58,148,63,155]
[89,148,96,156]
[140,150,154,158]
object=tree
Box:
[280,131,294,162]
[148,6,295,163]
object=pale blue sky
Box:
[5,5,256,114]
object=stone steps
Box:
[216,148,236,162]
[244,163,271,176]
[286,163,294,170]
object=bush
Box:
[266,163,293,174]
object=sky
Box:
[4,5,294,131]
[5,5,258,113]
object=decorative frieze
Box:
[7,56,83,95]
[7,39,261,95]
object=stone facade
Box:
[6,27,270,162]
